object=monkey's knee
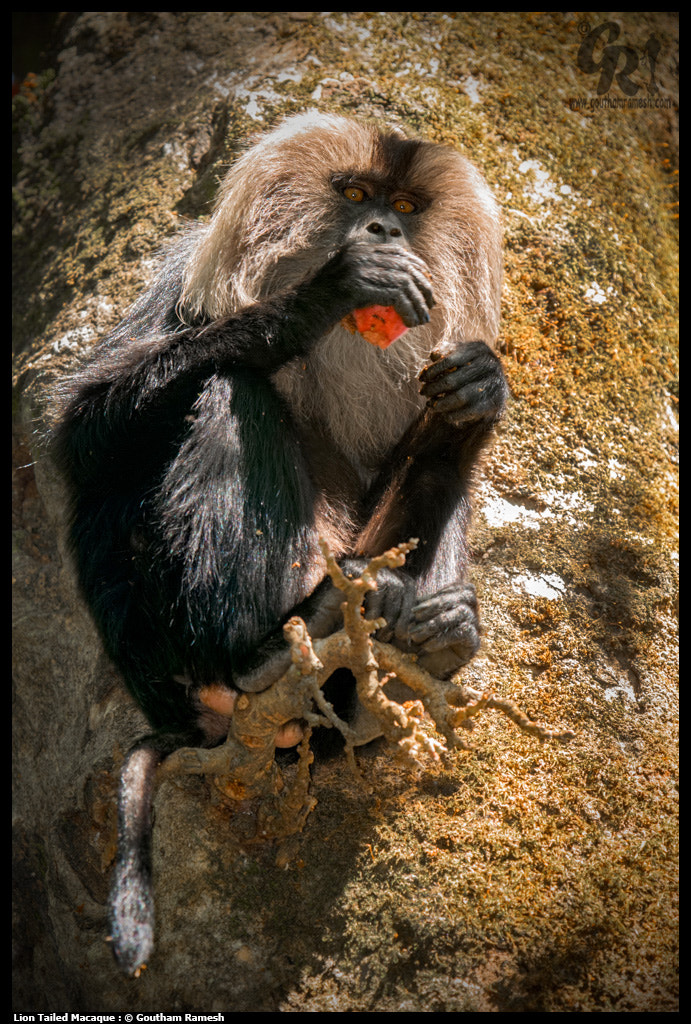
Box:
[194,684,238,743]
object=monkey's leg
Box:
[230,576,347,693]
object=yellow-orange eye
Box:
[343,186,366,202]
[393,198,416,214]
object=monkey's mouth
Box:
[341,305,408,349]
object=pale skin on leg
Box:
[197,684,305,748]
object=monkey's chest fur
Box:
[272,323,428,474]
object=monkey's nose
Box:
[366,221,402,239]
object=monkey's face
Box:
[331,172,429,253]
[180,114,502,348]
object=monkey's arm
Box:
[53,242,434,476]
[360,341,507,566]
[187,241,431,376]
[85,242,432,392]
[354,340,508,676]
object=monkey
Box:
[51,112,507,975]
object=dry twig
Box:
[159,539,574,836]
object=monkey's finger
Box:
[419,341,490,384]
[356,269,431,324]
[419,360,461,388]
[421,367,496,400]
[364,246,435,312]
[360,244,431,283]
[391,586,418,644]
[407,605,462,643]
[392,290,432,329]
[420,630,479,657]
[419,365,483,398]
[410,607,479,651]
[358,276,431,329]
[403,262,436,311]
[430,383,503,423]
[370,244,433,279]
[411,588,463,621]
[379,273,435,324]
[368,586,405,641]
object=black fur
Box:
[52,132,506,974]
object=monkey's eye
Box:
[343,186,367,203]
[392,198,416,214]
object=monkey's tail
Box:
[108,732,190,977]
[108,729,206,975]
[108,741,160,975]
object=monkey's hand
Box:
[314,242,435,330]
[349,567,480,678]
[405,582,481,678]
[419,341,508,427]
[370,577,480,679]
[361,567,418,639]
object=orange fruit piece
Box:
[342,305,408,348]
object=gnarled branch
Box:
[159,539,574,836]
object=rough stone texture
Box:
[13,12,677,1012]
